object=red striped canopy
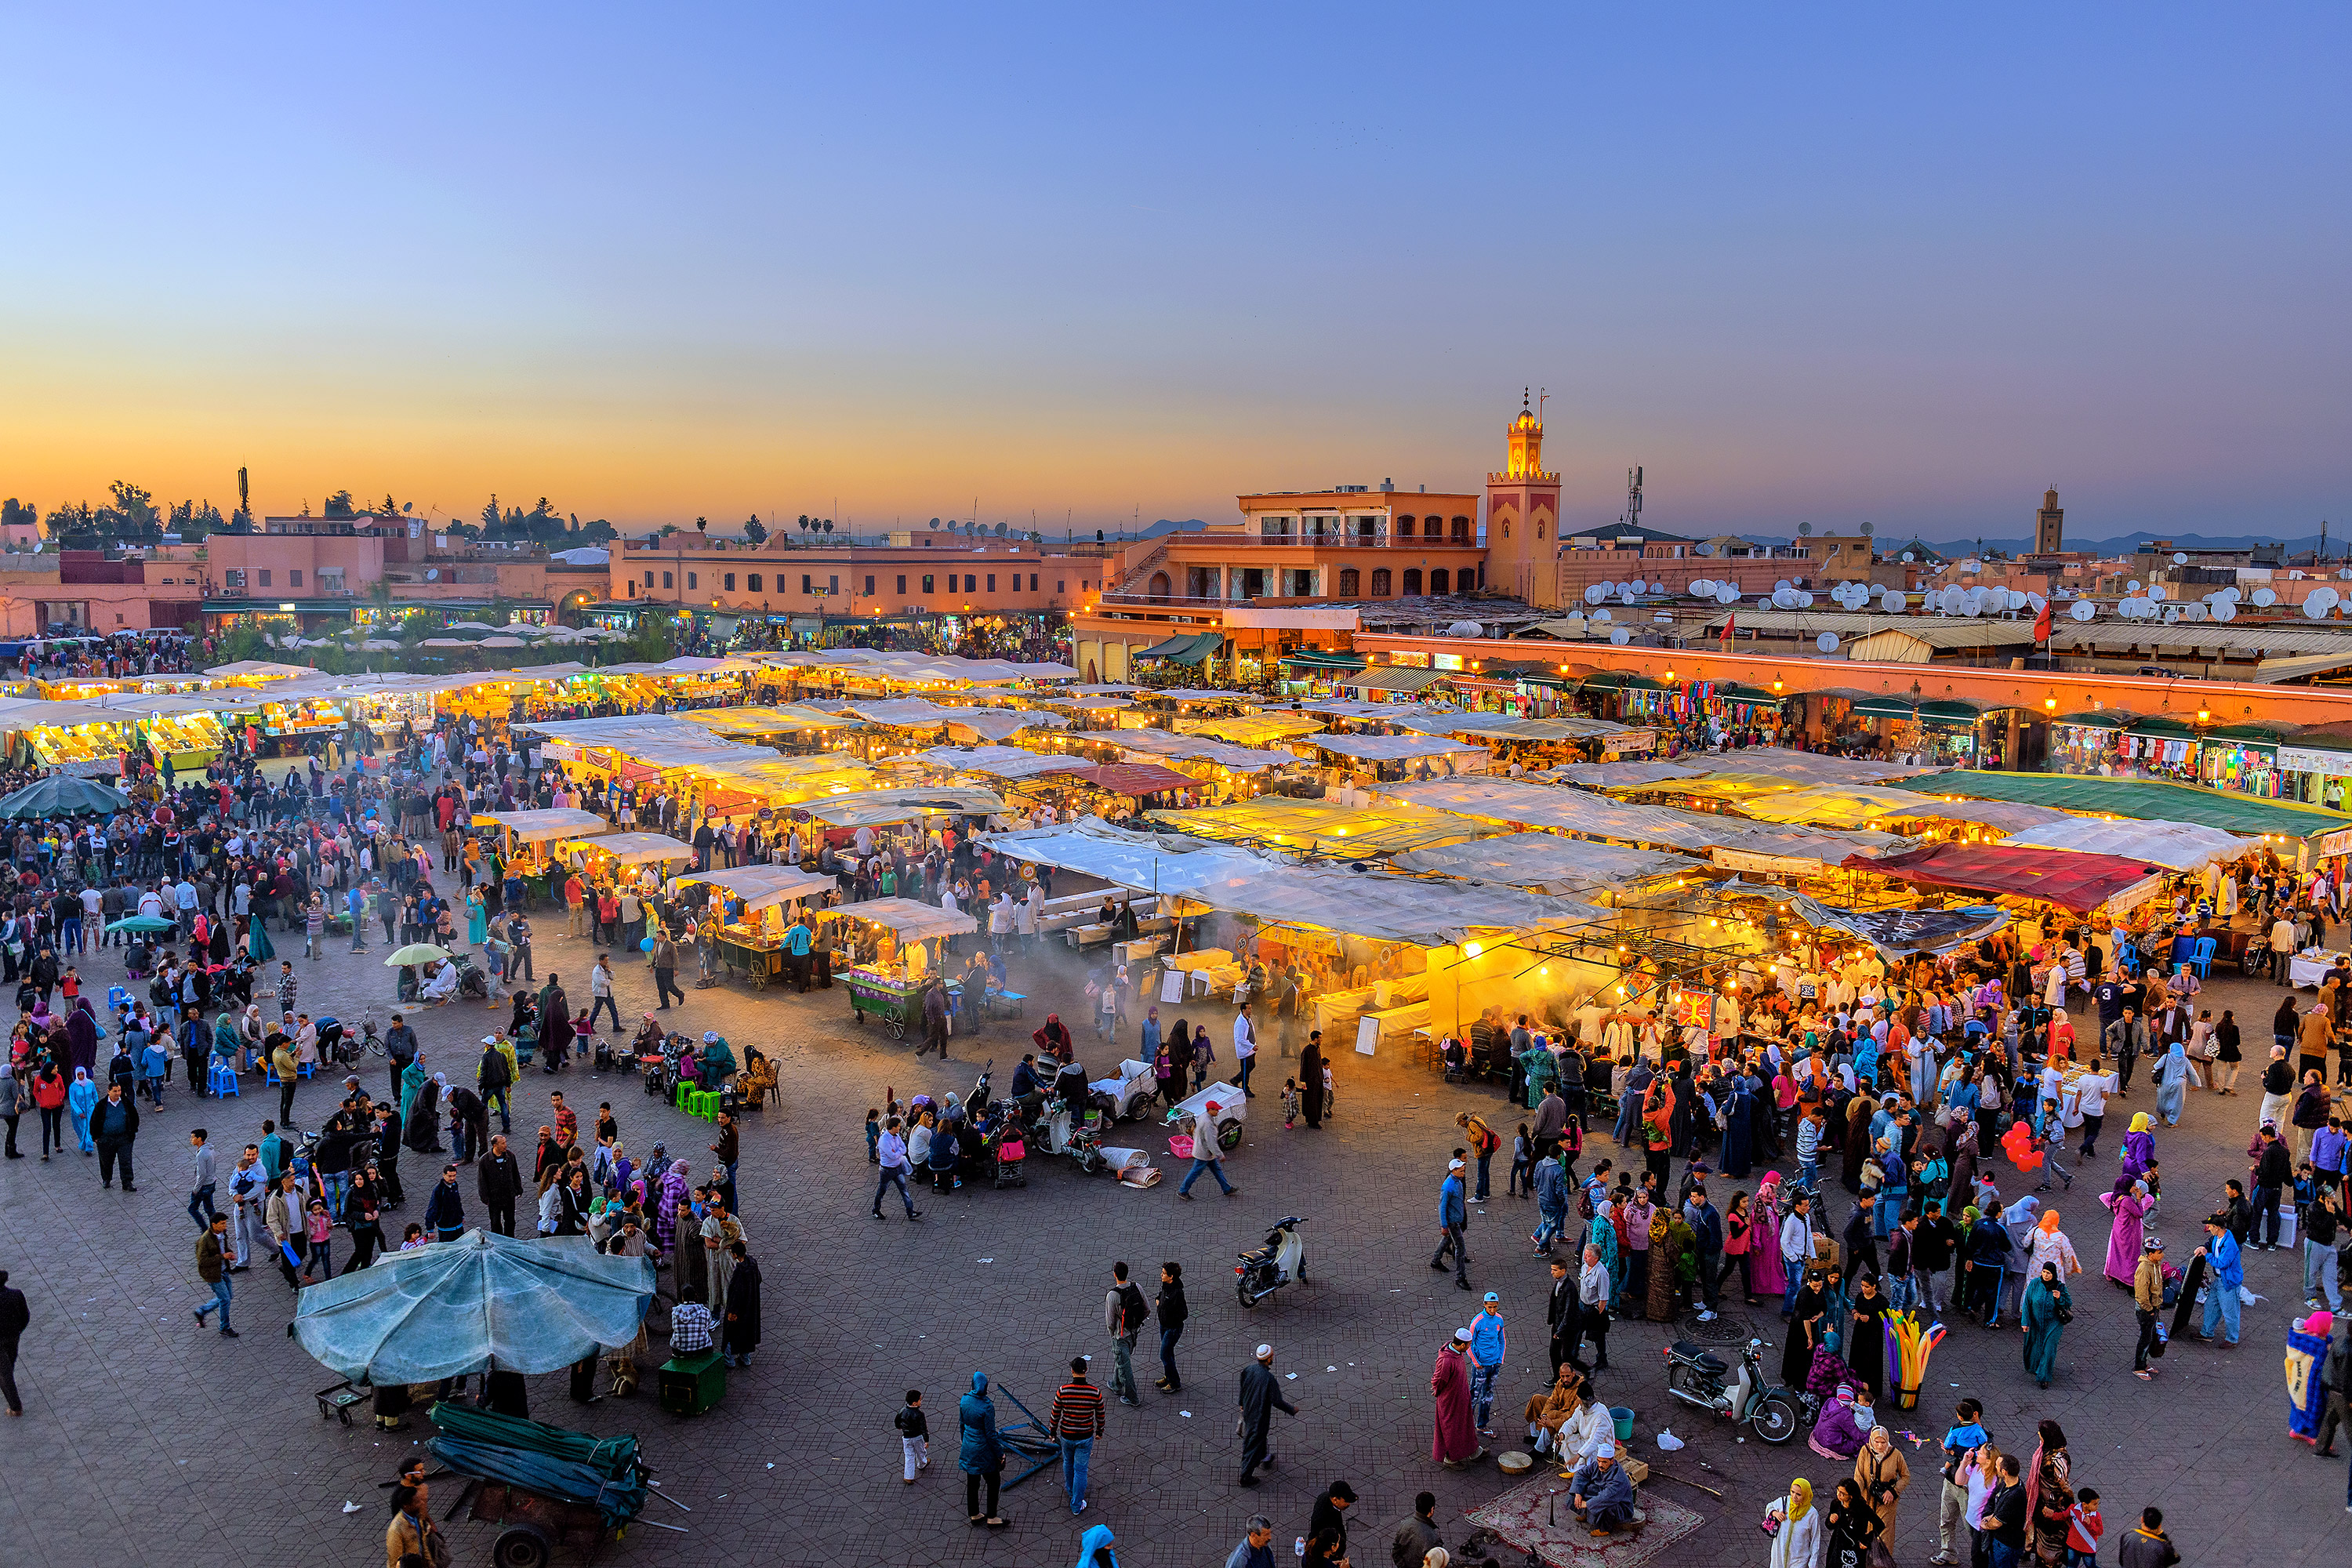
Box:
[1842,844,2161,913]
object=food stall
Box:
[473,808,614,902]
[672,864,841,987]
[833,898,979,1035]
[9,705,133,774]
[143,708,228,771]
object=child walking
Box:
[1507,1123,1533,1197]
[302,1199,335,1282]
[895,1389,929,1483]
[1279,1078,1301,1129]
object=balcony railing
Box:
[1171,531,1479,549]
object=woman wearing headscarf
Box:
[405,1072,445,1154]
[2020,1419,2074,1564]
[1844,1270,1889,1399]
[64,1003,98,1077]
[2021,1261,2072,1388]
[397,1051,429,1126]
[1784,1272,1825,1390]
[1944,1115,1980,1210]
[2027,1208,2081,1283]
[2098,1176,2151,1287]
[958,1371,1009,1527]
[211,1008,241,1086]
[2150,1030,2190,1124]
[1821,1478,1883,1568]
[1587,1191,1623,1300]
[1765,1478,1826,1568]
[1997,1196,2041,1325]
[1297,1032,1325,1129]
[1852,1424,1909,1544]
[1841,1095,1873,1193]
[1073,1522,1118,1568]
[1722,1069,1756,1178]
[65,1065,98,1154]
[654,1157,691,1259]
[1165,1018,1194,1094]
[1750,1173,1790,1305]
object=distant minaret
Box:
[1486,389,1563,608]
[2034,488,2064,555]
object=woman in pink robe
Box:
[2098,1178,2150,1287]
[1431,1332,1481,1465]
[1749,1171,1790,1301]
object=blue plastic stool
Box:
[107,985,130,1012]
[210,1062,240,1097]
[298,1062,314,1078]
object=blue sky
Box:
[3,3,2344,542]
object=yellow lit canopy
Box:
[1735,785,1944,829]
[1143,799,1494,858]
[1173,713,1329,746]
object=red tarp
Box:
[1842,844,2161,914]
[1065,763,1196,798]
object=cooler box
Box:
[659,1348,727,1416]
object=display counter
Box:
[144,712,225,771]
[845,965,957,1037]
[22,719,129,771]
[719,923,788,987]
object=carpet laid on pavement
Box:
[1464,1472,1706,1567]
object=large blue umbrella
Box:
[0,775,132,818]
[293,1229,656,1381]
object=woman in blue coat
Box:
[66,1066,99,1153]
[959,1372,1008,1528]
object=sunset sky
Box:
[5,5,2343,543]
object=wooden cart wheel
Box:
[491,1524,553,1568]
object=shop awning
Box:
[1850,696,1985,723]
[1310,732,1491,764]
[1177,712,1329,746]
[914,746,1093,782]
[1279,650,1367,672]
[1738,785,1951,829]
[1846,843,2165,913]
[792,786,1005,827]
[1062,763,1196,797]
[1579,671,1634,691]
[1389,834,1692,898]
[2051,711,2132,731]
[1344,666,1453,694]
[826,896,977,940]
[673,864,840,910]
[1907,769,2352,840]
[1113,729,1301,772]
[2125,717,2200,740]
[561,832,695,866]
[1136,632,1224,665]
[1145,799,1495,858]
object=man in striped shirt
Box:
[1049,1356,1105,1515]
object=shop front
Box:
[2197,724,2288,797]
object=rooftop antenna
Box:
[1537,387,1548,425]
[1627,466,1644,528]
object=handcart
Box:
[425,1401,658,1568]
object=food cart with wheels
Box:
[836,898,978,1036]
[671,864,840,989]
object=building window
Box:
[957,574,970,593]
[286,569,303,587]
[1397,517,1415,538]
[986,574,996,592]
[724,573,735,591]
[1501,522,1511,539]
[1403,568,1423,595]
[923,574,935,593]
[1370,568,1391,596]
[318,568,344,592]
[1431,568,1450,593]
[1337,567,1359,595]
[747,573,762,592]
[1535,521,1545,540]
[1450,517,1471,543]
[687,572,698,590]
[1057,579,1065,593]
[828,575,839,593]
[662,572,673,589]
[897,575,907,594]
[865,575,875,594]
[1030,573,1039,590]
[643,572,654,587]
[257,569,271,586]
[802,575,812,594]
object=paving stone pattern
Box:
[2,909,2348,1566]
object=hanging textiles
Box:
[1844,843,2164,914]
[1788,895,2010,960]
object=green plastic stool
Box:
[691,1090,720,1122]
[673,1081,693,1111]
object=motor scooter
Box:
[1236,1215,1308,1308]
[1659,1337,1801,1444]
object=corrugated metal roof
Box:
[2047,623,2352,658]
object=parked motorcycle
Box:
[1660,1337,1800,1444]
[1235,1215,1308,1308]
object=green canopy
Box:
[1908,769,2352,840]
[1279,650,1367,672]
[0,775,132,818]
[1137,632,1223,666]
[2201,723,2289,746]
[1580,670,1633,691]
[1853,695,1982,723]
[2053,711,2131,731]
[2126,716,2199,739]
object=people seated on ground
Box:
[419,960,459,1004]
[1568,1443,1638,1537]
[1806,1381,1873,1461]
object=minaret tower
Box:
[1485,389,1563,608]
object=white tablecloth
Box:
[2288,950,2343,989]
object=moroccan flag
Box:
[1721,613,1736,644]
[2033,600,2053,641]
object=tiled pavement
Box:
[2,910,2348,1567]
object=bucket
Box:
[1610,1406,1635,1441]
[1892,1383,1920,1411]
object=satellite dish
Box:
[1798,521,1813,537]
[2147,583,2167,602]
[1447,620,1483,638]
[1718,586,1740,604]
[2027,592,2047,613]
[1900,553,1915,564]
[1584,583,1607,605]
[2070,599,2097,622]
[426,568,441,582]
[2318,586,2343,612]
[1610,627,1632,645]
[1861,521,1875,536]
[1817,632,1839,653]
[1690,579,1714,597]
[2162,607,2181,624]
[2172,552,2188,566]
[2214,601,2237,622]
[2339,568,2352,582]
[2128,580,2143,593]
[1775,579,1791,592]
[2218,585,2241,601]
[1879,588,1905,612]
[1650,582,1665,595]
[2006,590,2028,611]
[1592,608,1612,622]
[1694,543,1715,556]
[2183,602,2208,622]
[2253,587,2277,606]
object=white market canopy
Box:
[915,745,1094,782]
[1993,817,2247,873]
[939,709,1069,743]
[984,818,1606,946]
[1112,728,1300,773]
[473,808,612,844]
[1381,777,1906,868]
[829,896,977,940]
[562,831,695,866]
[791,786,1004,827]
[1389,834,1696,898]
[1308,732,1493,764]
[673,864,840,910]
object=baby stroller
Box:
[592,1035,618,1073]
[985,1118,1028,1189]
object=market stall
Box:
[474,808,614,901]
[831,898,978,1035]
[673,864,841,986]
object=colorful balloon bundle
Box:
[1883,1309,1947,1406]
[2000,1120,2043,1171]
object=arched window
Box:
[1536,520,1547,539]
[1450,516,1471,543]
[1501,521,1511,539]
[1430,568,1450,594]
[1396,516,1416,538]
[1370,568,1391,597]
[1146,571,1171,600]
[1337,567,1359,595]
[1403,568,1423,596]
